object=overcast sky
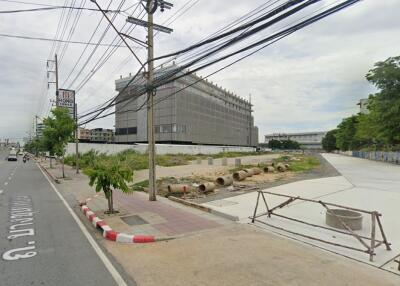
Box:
[0,0,399,143]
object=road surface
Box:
[0,150,128,286]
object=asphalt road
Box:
[0,150,125,286]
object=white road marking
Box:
[8,177,11,180]
[4,182,8,186]
[0,190,3,194]
[37,164,128,286]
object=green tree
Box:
[322,130,337,152]
[42,107,76,177]
[85,159,133,214]
[365,56,400,147]
[281,139,301,150]
[268,139,282,149]
[335,115,363,151]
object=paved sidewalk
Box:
[39,159,230,238]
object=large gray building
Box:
[114,66,258,146]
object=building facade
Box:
[90,128,114,143]
[77,127,91,141]
[114,67,258,147]
[358,98,369,114]
[265,131,327,149]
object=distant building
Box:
[90,128,114,143]
[114,65,258,147]
[77,127,91,141]
[357,98,369,114]
[265,131,327,149]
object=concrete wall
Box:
[66,143,255,156]
[335,150,400,164]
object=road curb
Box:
[81,204,174,243]
[38,163,60,184]
[168,196,240,222]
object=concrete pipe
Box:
[263,166,275,173]
[326,209,363,230]
[233,170,248,181]
[276,163,287,172]
[235,158,241,167]
[284,163,290,169]
[198,182,216,193]
[221,157,228,166]
[168,184,189,194]
[252,168,262,175]
[243,169,255,177]
[216,175,233,186]
[207,157,214,165]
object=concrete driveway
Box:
[201,154,400,272]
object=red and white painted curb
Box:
[81,205,156,243]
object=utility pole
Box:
[35,115,39,157]
[47,53,59,106]
[147,0,156,201]
[126,0,173,201]
[75,103,79,174]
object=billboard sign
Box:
[57,89,76,119]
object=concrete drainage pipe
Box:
[198,182,216,193]
[263,166,275,173]
[216,175,233,186]
[326,209,363,231]
[233,170,248,181]
[276,163,287,172]
[168,184,189,194]
[252,168,262,175]
[243,169,255,177]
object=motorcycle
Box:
[23,157,26,163]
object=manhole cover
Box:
[121,215,148,226]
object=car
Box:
[8,150,18,161]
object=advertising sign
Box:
[57,89,76,119]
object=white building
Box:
[265,131,327,149]
[358,98,369,114]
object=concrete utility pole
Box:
[35,115,39,156]
[147,0,156,201]
[126,0,173,201]
[55,54,59,96]
[75,103,79,174]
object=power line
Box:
[0,6,121,13]
[78,0,361,125]
[0,32,135,47]
[77,0,200,115]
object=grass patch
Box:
[65,149,272,173]
[273,155,320,172]
[131,180,149,191]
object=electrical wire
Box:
[78,0,361,126]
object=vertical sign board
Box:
[57,89,76,119]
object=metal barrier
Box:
[250,190,392,261]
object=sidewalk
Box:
[39,159,230,238]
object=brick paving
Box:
[114,191,220,236]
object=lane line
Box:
[0,190,3,194]
[4,182,8,186]
[37,164,128,286]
